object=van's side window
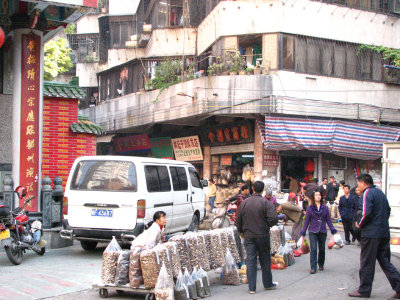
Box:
[170,167,188,191]
[145,166,171,192]
[189,168,202,189]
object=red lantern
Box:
[305,158,314,173]
[0,26,5,49]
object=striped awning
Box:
[257,116,400,160]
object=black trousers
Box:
[342,218,355,242]
[244,237,273,292]
[358,237,400,296]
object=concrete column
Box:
[11,29,44,210]
[203,146,211,179]
[254,122,263,180]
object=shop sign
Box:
[150,137,174,159]
[220,155,232,166]
[20,33,41,211]
[114,134,151,153]
[264,154,279,167]
[201,121,254,146]
[172,136,203,161]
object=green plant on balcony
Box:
[147,59,181,102]
[357,44,400,67]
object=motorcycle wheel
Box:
[5,232,23,265]
[38,247,45,256]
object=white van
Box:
[60,156,205,250]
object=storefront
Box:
[200,121,256,185]
[258,115,400,191]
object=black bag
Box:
[0,201,10,217]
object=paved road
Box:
[1,233,399,300]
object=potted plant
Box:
[245,66,254,75]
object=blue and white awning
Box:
[258,116,400,160]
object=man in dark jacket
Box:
[326,176,339,204]
[339,185,357,245]
[235,181,278,294]
[349,174,400,298]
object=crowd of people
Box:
[231,174,400,298]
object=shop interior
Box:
[281,155,317,190]
[211,153,254,186]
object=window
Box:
[145,166,171,192]
[170,167,188,191]
[109,16,135,48]
[70,161,137,191]
[189,168,202,189]
[281,35,294,70]
[281,34,383,82]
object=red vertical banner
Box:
[20,33,41,211]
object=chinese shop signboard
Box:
[264,154,280,167]
[150,137,174,159]
[201,121,254,146]
[220,155,232,166]
[172,136,203,162]
[114,134,151,153]
[20,34,41,211]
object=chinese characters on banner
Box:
[202,121,254,146]
[113,134,151,153]
[149,137,174,159]
[220,155,232,166]
[20,34,41,211]
[171,136,203,162]
[263,154,280,167]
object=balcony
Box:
[81,71,400,134]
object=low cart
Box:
[92,283,155,299]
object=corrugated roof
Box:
[43,82,86,100]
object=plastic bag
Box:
[129,247,144,288]
[297,236,304,249]
[170,235,192,273]
[101,236,122,284]
[300,237,310,254]
[232,227,245,263]
[183,268,198,299]
[174,271,189,300]
[197,268,211,297]
[164,241,182,278]
[222,250,240,286]
[155,262,174,300]
[191,267,205,298]
[328,235,335,249]
[285,231,292,242]
[270,226,281,254]
[278,224,286,246]
[115,250,130,285]
[225,228,241,264]
[333,233,344,248]
[210,231,225,269]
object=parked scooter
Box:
[0,186,46,265]
[211,199,237,229]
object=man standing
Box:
[320,178,328,200]
[326,176,339,204]
[208,179,217,211]
[303,178,320,201]
[349,174,400,298]
[339,185,356,245]
[289,175,299,194]
[235,181,278,294]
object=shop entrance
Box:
[280,152,318,190]
[211,152,254,186]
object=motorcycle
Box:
[211,199,236,229]
[0,186,46,265]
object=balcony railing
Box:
[311,0,400,15]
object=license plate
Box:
[0,230,10,240]
[91,209,113,217]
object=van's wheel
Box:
[80,241,98,251]
[116,290,124,296]
[188,214,199,232]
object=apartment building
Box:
[77,0,400,199]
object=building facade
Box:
[76,0,400,197]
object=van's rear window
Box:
[70,161,137,192]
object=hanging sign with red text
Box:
[20,33,41,211]
[201,121,254,146]
[172,136,203,161]
[114,134,151,153]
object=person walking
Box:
[339,184,357,245]
[336,180,346,204]
[349,174,400,298]
[300,190,337,274]
[235,181,279,294]
[326,176,339,204]
[276,201,304,243]
[208,179,217,211]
